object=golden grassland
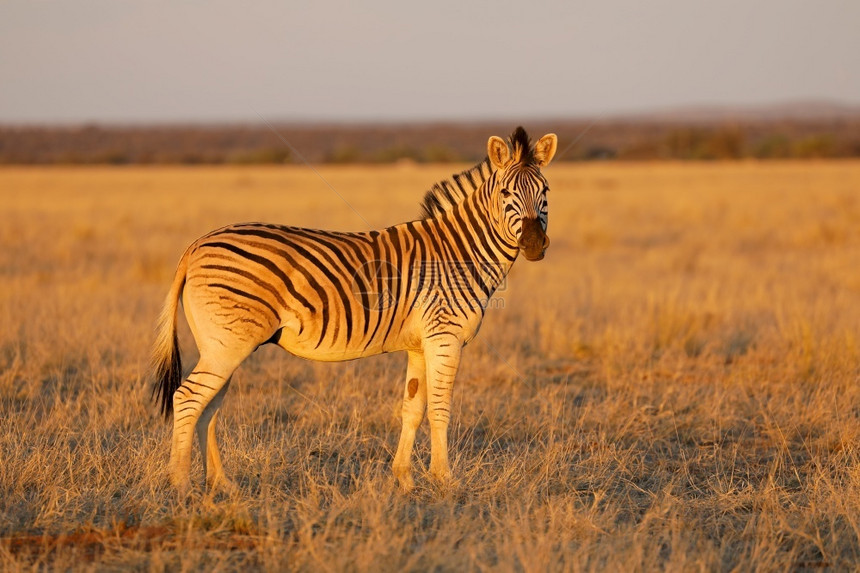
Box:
[0,161,859,570]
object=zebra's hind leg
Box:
[392,350,426,492]
[169,359,240,495]
[196,378,238,495]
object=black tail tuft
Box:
[151,328,182,419]
[150,247,188,419]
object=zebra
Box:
[151,127,558,494]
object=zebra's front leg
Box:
[392,350,426,492]
[424,335,462,484]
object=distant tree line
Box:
[1,119,858,165]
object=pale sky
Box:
[1,0,858,123]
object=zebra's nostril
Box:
[543,235,550,249]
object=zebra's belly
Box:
[273,321,417,362]
[276,338,392,362]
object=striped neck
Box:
[429,179,520,296]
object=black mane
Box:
[419,127,534,219]
[509,126,534,165]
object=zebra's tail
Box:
[150,248,189,419]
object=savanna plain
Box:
[1,161,859,571]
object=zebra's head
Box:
[487,127,558,261]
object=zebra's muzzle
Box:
[518,218,550,261]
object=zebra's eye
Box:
[500,188,512,199]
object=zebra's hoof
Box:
[171,479,192,499]
[393,466,415,493]
[396,474,415,493]
[208,475,239,497]
[429,465,452,485]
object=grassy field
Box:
[1,161,859,570]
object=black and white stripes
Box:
[152,127,558,494]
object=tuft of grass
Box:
[1,162,859,570]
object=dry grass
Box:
[1,161,859,571]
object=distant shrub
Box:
[842,138,860,157]
[421,144,463,163]
[177,153,207,165]
[227,147,290,164]
[663,128,708,159]
[793,135,836,159]
[56,152,88,165]
[753,134,792,159]
[703,127,744,159]
[94,150,131,165]
[618,142,663,161]
[662,127,744,160]
[582,146,618,160]
[372,146,421,163]
[557,144,618,161]
[325,145,363,164]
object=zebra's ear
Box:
[534,134,558,167]
[487,136,510,169]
